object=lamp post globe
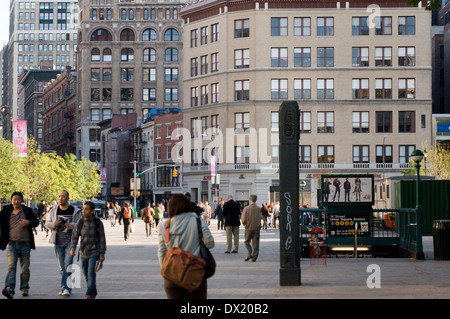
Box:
[410,149,424,164]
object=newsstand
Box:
[433,220,450,260]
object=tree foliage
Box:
[0,136,101,203]
[408,0,442,11]
[403,142,450,179]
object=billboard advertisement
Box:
[321,174,374,205]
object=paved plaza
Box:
[0,218,449,300]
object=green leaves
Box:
[0,136,101,202]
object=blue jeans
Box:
[55,245,74,291]
[81,255,99,298]
[5,241,31,295]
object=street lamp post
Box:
[300,180,306,207]
[410,149,424,260]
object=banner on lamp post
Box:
[13,120,27,157]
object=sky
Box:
[0,1,9,47]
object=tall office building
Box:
[76,0,184,164]
[2,0,79,141]
[180,0,433,206]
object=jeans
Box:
[5,241,31,295]
[81,254,99,298]
[55,244,74,291]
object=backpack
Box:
[123,207,132,219]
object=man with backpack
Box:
[118,201,134,241]
[142,202,154,237]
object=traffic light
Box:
[173,169,178,177]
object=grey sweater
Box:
[157,212,215,265]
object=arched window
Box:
[165,48,178,62]
[142,28,157,41]
[90,29,112,41]
[121,48,134,62]
[120,28,135,41]
[121,9,126,20]
[129,9,134,20]
[143,48,156,62]
[103,48,112,62]
[164,28,179,41]
[91,48,100,61]
[92,9,97,20]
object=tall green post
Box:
[279,101,301,286]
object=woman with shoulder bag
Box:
[157,194,215,299]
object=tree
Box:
[403,142,450,179]
[408,0,441,11]
[0,137,26,201]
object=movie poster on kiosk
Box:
[13,120,27,157]
[321,174,374,205]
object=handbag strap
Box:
[196,217,205,246]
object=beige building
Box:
[76,0,184,162]
[180,0,433,207]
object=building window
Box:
[164,28,179,41]
[200,55,208,74]
[271,47,288,67]
[294,48,311,67]
[120,68,134,81]
[398,16,415,35]
[271,17,288,36]
[317,111,334,133]
[234,19,249,38]
[398,79,415,99]
[200,85,208,105]
[165,48,178,62]
[102,88,112,101]
[90,29,112,41]
[352,47,369,67]
[299,145,311,163]
[235,146,250,164]
[376,145,392,163]
[89,129,100,142]
[211,83,219,103]
[300,111,311,133]
[398,47,415,66]
[164,88,178,101]
[375,47,392,66]
[375,78,392,99]
[164,68,178,82]
[352,79,369,99]
[399,145,415,163]
[91,68,100,81]
[352,17,369,35]
[201,26,208,45]
[318,146,334,163]
[317,47,334,67]
[191,58,198,76]
[317,17,333,36]
[143,48,156,62]
[234,80,249,101]
[271,79,288,99]
[234,49,249,69]
[102,108,112,120]
[294,79,311,99]
[352,111,369,133]
[191,29,198,47]
[211,53,219,72]
[91,108,100,121]
[89,149,100,162]
[143,28,157,41]
[234,112,250,134]
[375,16,392,35]
[143,68,157,81]
[399,111,415,133]
[211,115,219,135]
[271,112,279,133]
[103,68,112,81]
[353,145,369,163]
[91,88,100,101]
[376,111,392,133]
[91,48,100,62]
[190,87,198,109]
[317,79,334,99]
[142,88,156,101]
[211,23,219,42]
[121,48,134,61]
[103,48,112,62]
[294,17,311,36]
[120,88,134,101]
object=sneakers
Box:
[2,287,13,299]
[58,288,71,297]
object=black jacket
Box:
[0,204,40,250]
[223,200,241,226]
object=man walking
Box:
[46,190,82,297]
[241,195,262,262]
[0,192,40,299]
[222,195,241,254]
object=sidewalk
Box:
[0,218,449,300]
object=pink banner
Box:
[13,120,27,157]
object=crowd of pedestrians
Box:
[0,191,280,300]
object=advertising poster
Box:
[13,120,27,157]
[321,174,374,205]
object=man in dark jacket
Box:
[222,195,241,253]
[0,192,39,299]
